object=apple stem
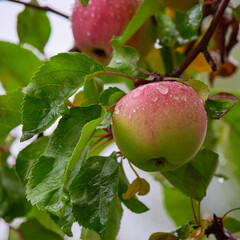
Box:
[191,198,201,227]
[128,160,140,179]
[170,0,230,77]
[97,71,135,81]
[5,0,69,19]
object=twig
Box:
[171,0,230,77]
[89,137,113,154]
[128,160,140,179]
[5,0,69,19]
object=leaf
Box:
[233,5,240,22]
[220,123,240,182]
[99,87,126,107]
[80,0,89,7]
[17,3,51,53]
[205,93,239,119]
[81,227,102,240]
[156,5,202,47]
[0,165,31,222]
[15,136,49,187]
[8,228,22,240]
[118,168,149,214]
[81,78,104,106]
[0,41,42,91]
[120,0,165,44]
[162,149,218,201]
[149,232,179,240]
[34,207,64,237]
[26,105,105,215]
[70,153,122,240]
[223,217,240,233]
[122,177,150,200]
[189,221,206,240]
[162,186,196,226]
[107,39,140,77]
[18,219,63,240]
[22,52,104,141]
[0,89,23,145]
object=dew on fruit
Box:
[128,112,132,119]
[151,96,158,102]
[156,85,168,95]
[173,95,179,101]
[90,12,95,18]
[114,105,120,114]
[86,31,91,36]
[181,95,187,101]
[132,90,141,99]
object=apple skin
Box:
[164,0,198,11]
[112,81,207,172]
[71,0,156,64]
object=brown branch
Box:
[171,0,230,77]
[96,71,135,81]
[5,0,69,19]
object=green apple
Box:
[112,81,207,172]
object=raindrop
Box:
[217,178,224,183]
[114,105,120,114]
[128,112,132,119]
[151,96,158,102]
[181,95,187,101]
[156,85,168,94]
[86,31,91,36]
[132,90,141,99]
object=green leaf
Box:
[26,105,105,215]
[233,5,240,22]
[81,227,102,240]
[15,136,49,187]
[220,123,240,182]
[99,87,126,107]
[81,78,104,106]
[118,169,149,214]
[107,39,140,77]
[70,153,122,240]
[162,187,196,226]
[120,0,165,44]
[0,89,23,145]
[17,4,51,53]
[0,165,31,222]
[156,5,202,47]
[8,228,22,240]
[80,0,89,7]
[18,219,63,240]
[223,217,240,233]
[22,52,104,141]
[162,149,218,201]
[205,92,239,119]
[34,207,65,237]
[0,41,42,91]
[149,232,179,240]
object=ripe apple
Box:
[112,81,207,172]
[71,0,156,64]
[164,0,198,11]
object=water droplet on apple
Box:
[114,105,120,114]
[132,90,141,99]
[156,85,168,95]
[86,31,91,36]
[151,96,158,102]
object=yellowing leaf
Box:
[122,177,150,200]
[190,221,206,240]
[149,232,179,240]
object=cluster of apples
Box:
[71,0,207,172]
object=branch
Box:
[171,0,230,77]
[5,0,69,19]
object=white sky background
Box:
[0,1,240,240]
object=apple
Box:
[164,0,198,11]
[71,0,156,64]
[112,81,207,172]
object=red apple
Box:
[71,0,156,64]
[112,81,207,172]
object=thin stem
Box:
[5,0,69,19]
[191,198,200,226]
[89,137,113,154]
[128,160,140,179]
[97,71,135,81]
[223,208,240,218]
[198,201,201,226]
[171,0,230,77]
[91,133,112,148]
